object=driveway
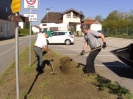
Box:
[48,37,133,94]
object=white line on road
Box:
[122,40,132,43]
[64,54,115,57]
[109,38,122,41]
[0,40,28,56]
[95,64,129,67]
[53,49,111,51]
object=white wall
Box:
[90,24,102,31]
[40,23,68,31]
[63,12,81,24]
[32,27,40,33]
[0,19,15,39]
[19,22,24,29]
[76,23,102,31]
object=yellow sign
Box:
[11,0,21,13]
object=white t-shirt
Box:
[34,33,47,48]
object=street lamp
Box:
[46,8,50,23]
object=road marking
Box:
[53,49,111,51]
[109,38,122,41]
[0,40,27,56]
[122,40,132,43]
[95,64,129,67]
[64,54,115,57]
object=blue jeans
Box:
[34,46,42,69]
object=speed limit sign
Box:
[24,0,39,9]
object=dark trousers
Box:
[34,46,42,69]
[85,48,101,73]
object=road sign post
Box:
[23,0,39,66]
[11,0,21,99]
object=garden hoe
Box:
[49,59,57,75]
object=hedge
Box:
[19,29,33,35]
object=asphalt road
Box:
[48,37,133,94]
[0,35,36,74]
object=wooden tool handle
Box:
[72,47,102,60]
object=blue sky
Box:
[20,0,133,25]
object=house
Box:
[40,8,84,32]
[77,19,102,31]
[32,25,41,34]
[0,0,15,39]
[19,22,24,29]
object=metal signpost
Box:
[10,0,21,99]
[23,0,39,66]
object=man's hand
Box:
[102,42,107,49]
[80,50,85,56]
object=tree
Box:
[95,15,103,22]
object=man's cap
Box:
[45,31,52,37]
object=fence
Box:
[104,27,133,37]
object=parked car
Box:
[46,31,75,45]
[97,30,108,37]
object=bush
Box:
[19,29,33,35]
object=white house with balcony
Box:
[40,8,84,32]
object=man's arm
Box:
[43,45,50,53]
[83,42,88,51]
[99,33,107,48]
[80,42,88,56]
[99,33,106,42]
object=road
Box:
[0,35,36,74]
[48,37,133,93]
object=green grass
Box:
[95,75,133,99]
[39,81,50,88]
[1,62,15,76]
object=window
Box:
[58,32,65,35]
[73,12,78,18]
[6,7,8,12]
[66,12,71,18]
[43,24,47,26]
[52,32,58,36]
[0,26,3,32]
[94,22,99,24]
[69,32,73,35]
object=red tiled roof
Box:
[80,20,102,25]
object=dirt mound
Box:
[59,56,72,73]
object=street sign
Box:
[24,14,38,21]
[24,0,39,9]
[11,0,21,13]
[8,15,29,22]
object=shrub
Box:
[19,29,33,35]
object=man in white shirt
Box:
[34,32,50,74]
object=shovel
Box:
[59,47,102,73]
[70,47,102,61]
